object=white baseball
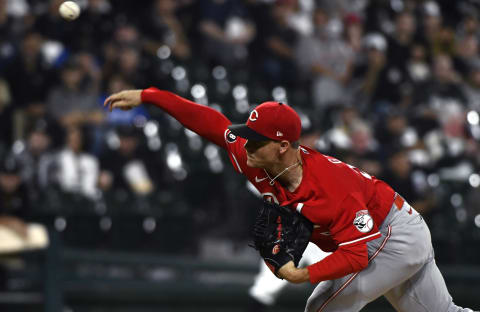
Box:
[59,1,80,21]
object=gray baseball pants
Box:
[304,195,477,312]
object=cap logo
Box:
[249,110,258,122]
[276,131,283,137]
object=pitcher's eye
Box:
[245,140,270,151]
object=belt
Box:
[394,193,405,211]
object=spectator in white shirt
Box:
[56,126,99,200]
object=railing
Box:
[2,231,480,312]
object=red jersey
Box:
[224,129,395,252]
[141,87,397,283]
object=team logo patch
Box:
[226,131,237,143]
[353,210,374,233]
[272,244,280,255]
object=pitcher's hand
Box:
[104,90,142,112]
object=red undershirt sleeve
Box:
[306,242,369,284]
[141,87,231,149]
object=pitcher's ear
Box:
[278,140,290,154]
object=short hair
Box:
[290,141,300,149]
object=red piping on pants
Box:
[316,225,392,312]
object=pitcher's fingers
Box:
[110,100,130,111]
[104,96,114,107]
[104,95,113,106]
[108,100,122,112]
[104,93,122,107]
[109,101,120,112]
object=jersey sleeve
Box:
[329,192,381,247]
[307,242,368,283]
[141,87,231,149]
[223,129,248,174]
[305,193,381,283]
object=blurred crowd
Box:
[0,0,480,264]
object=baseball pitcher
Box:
[104,88,476,312]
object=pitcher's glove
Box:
[250,200,313,278]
